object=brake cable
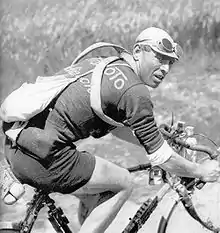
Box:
[175,180,219,233]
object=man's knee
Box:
[73,156,134,198]
[108,165,134,195]
[94,156,133,190]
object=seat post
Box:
[45,195,72,233]
[20,189,47,233]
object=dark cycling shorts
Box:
[5,144,96,194]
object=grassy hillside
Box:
[1,0,220,91]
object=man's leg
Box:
[76,191,116,226]
[72,156,133,233]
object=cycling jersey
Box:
[16,56,164,158]
[18,58,163,153]
[5,56,164,193]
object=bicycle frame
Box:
[122,183,171,233]
[0,189,72,233]
[1,122,220,233]
[0,162,173,233]
[0,163,218,233]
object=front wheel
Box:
[157,199,178,233]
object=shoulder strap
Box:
[90,56,124,127]
[72,42,131,127]
[71,42,129,65]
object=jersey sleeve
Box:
[117,84,164,154]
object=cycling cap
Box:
[135,27,182,60]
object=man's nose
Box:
[160,62,170,75]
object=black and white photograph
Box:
[0,0,220,232]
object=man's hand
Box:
[198,159,220,182]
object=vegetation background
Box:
[1,0,220,232]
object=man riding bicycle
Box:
[1,27,220,233]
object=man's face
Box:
[139,46,175,88]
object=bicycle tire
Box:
[157,196,220,233]
[157,201,178,233]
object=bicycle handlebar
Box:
[160,124,220,191]
[127,163,152,173]
[127,125,219,173]
[159,125,219,160]
[160,124,220,232]
[126,123,220,233]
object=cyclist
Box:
[2,27,220,233]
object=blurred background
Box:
[1,0,220,232]
[1,0,220,139]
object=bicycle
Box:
[123,122,220,233]
[0,120,220,233]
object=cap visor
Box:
[151,47,178,59]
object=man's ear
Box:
[133,44,141,61]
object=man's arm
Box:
[160,151,201,178]
[111,126,201,178]
[149,140,220,182]
[115,82,220,182]
[149,140,200,178]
